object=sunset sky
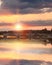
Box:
[0,0,52,30]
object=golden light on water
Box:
[0,40,52,62]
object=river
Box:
[0,39,52,65]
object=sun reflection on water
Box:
[0,40,52,62]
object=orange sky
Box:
[0,12,52,30]
[0,12,52,23]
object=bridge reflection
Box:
[0,30,52,45]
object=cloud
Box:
[0,20,52,26]
[0,0,52,14]
[22,20,52,26]
[19,8,43,14]
[0,22,13,26]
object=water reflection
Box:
[0,59,52,65]
[0,40,52,62]
[18,48,52,54]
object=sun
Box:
[15,24,23,31]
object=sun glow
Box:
[15,23,23,31]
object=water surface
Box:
[0,39,52,62]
